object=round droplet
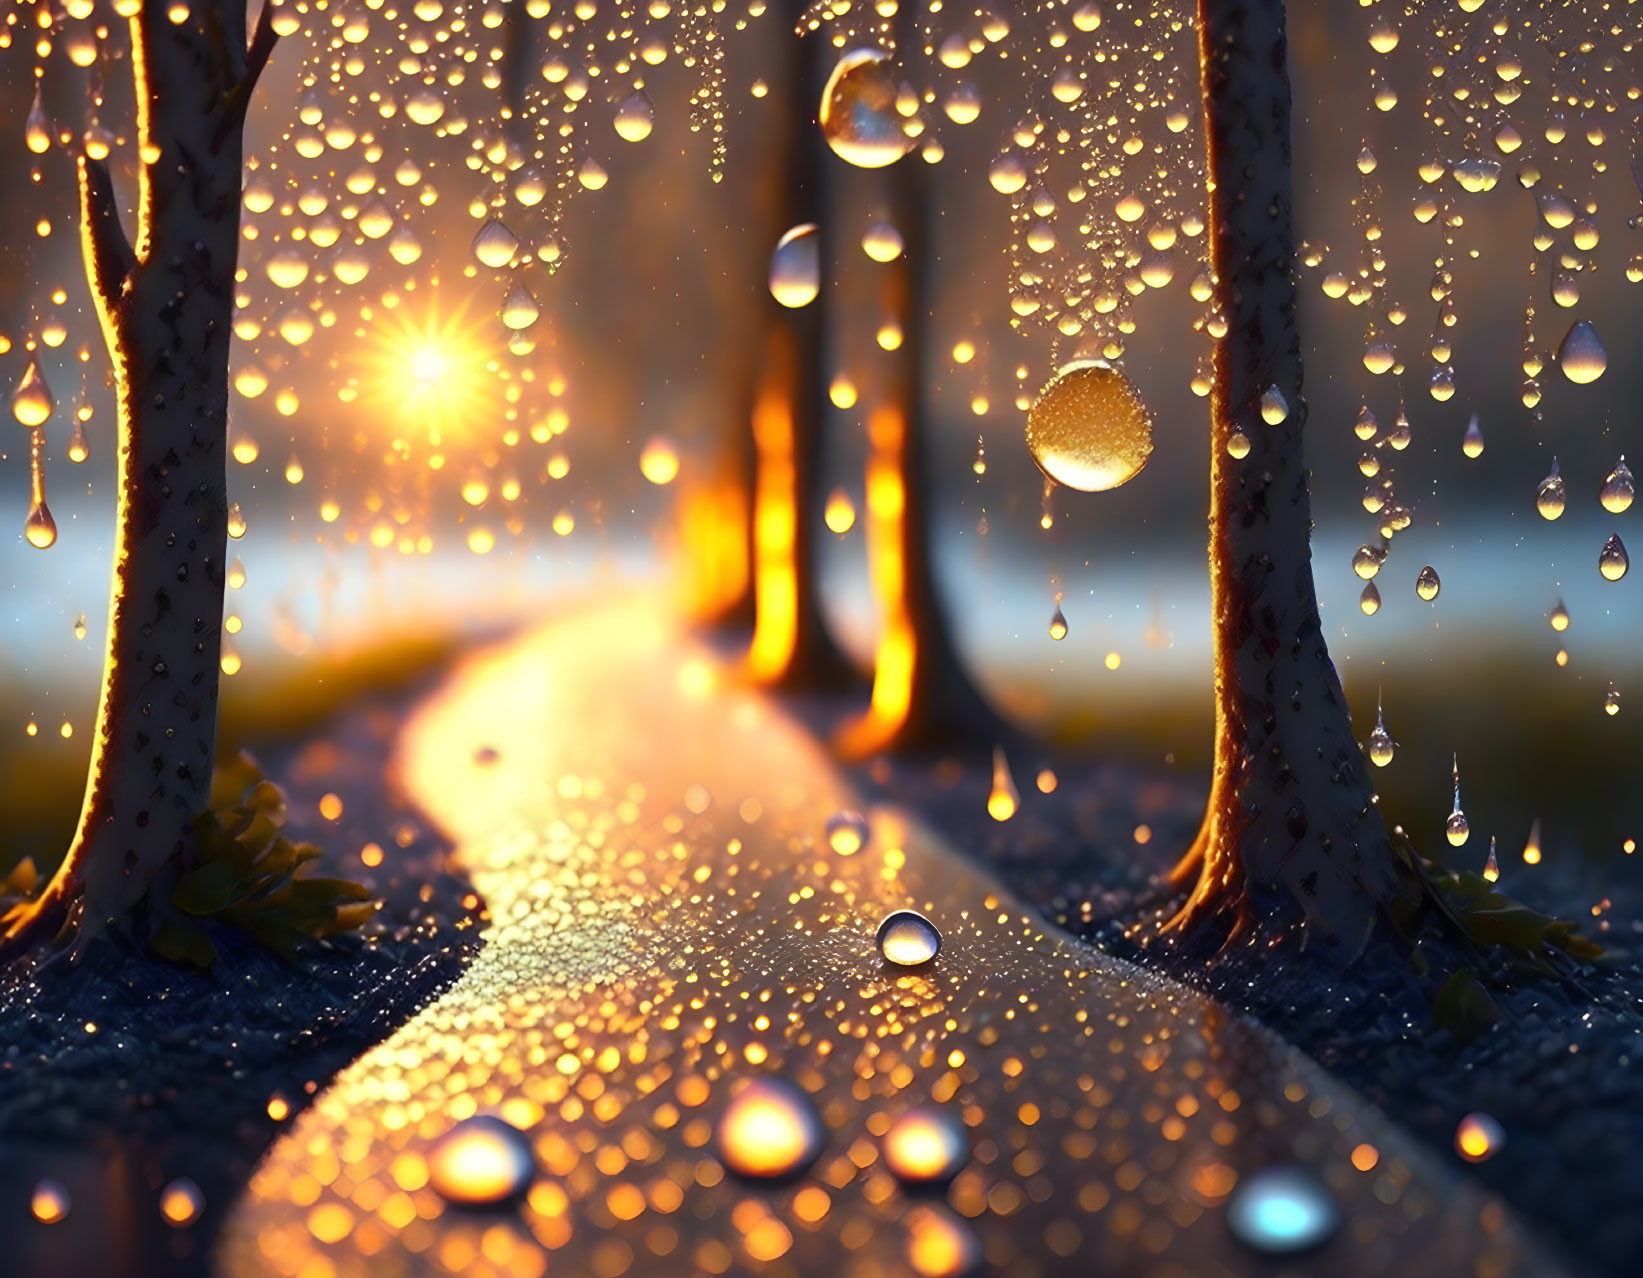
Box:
[819,50,912,169]
[1599,533,1629,582]
[878,910,941,966]
[1025,360,1153,492]
[988,152,1027,194]
[1446,810,1470,847]
[882,1107,968,1186]
[1259,384,1289,425]
[31,1179,69,1224]
[1451,156,1501,193]
[471,219,519,269]
[1226,1166,1340,1255]
[825,810,869,855]
[769,223,820,308]
[614,91,654,142]
[1415,565,1440,601]
[904,1204,982,1278]
[428,1116,535,1206]
[24,498,57,549]
[1368,723,1395,768]
[1455,1112,1505,1163]
[716,1079,825,1179]
[861,221,904,262]
[159,1178,204,1227]
[1535,464,1566,520]
[1556,319,1606,384]
[1351,543,1386,580]
[1226,431,1251,459]
[1600,457,1634,514]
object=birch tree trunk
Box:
[1172,0,1399,954]
[3,1,275,949]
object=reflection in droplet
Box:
[428,1115,535,1206]
[1556,318,1606,384]
[1025,360,1153,492]
[1599,533,1629,582]
[769,223,820,308]
[1226,1166,1340,1255]
[819,50,912,169]
[1351,543,1386,580]
[716,1079,825,1179]
[1455,1112,1505,1163]
[878,909,941,966]
[1601,457,1634,514]
[1359,581,1381,615]
[1416,565,1440,601]
[825,810,869,856]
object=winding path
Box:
[220,603,1551,1277]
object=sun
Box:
[354,299,503,442]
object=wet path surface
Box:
[219,603,1552,1277]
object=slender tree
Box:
[1167,0,1401,954]
[2,2,279,950]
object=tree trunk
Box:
[1170,0,1399,955]
[3,1,270,949]
[745,11,854,689]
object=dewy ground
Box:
[220,601,1552,1277]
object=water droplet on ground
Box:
[878,910,941,966]
[882,1107,968,1186]
[428,1115,535,1206]
[716,1079,824,1179]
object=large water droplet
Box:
[614,91,654,142]
[1226,1166,1340,1255]
[12,357,53,427]
[819,50,912,169]
[768,223,820,308]
[1024,359,1153,492]
[1447,806,1470,847]
[882,1107,968,1186]
[1351,543,1386,580]
[1353,404,1378,440]
[500,283,540,330]
[716,1079,825,1179]
[861,221,903,262]
[1451,156,1501,193]
[878,909,941,966]
[1557,319,1606,384]
[988,152,1027,194]
[428,1115,535,1206]
[1415,565,1440,601]
[471,218,519,269]
[1599,533,1629,581]
[1600,457,1634,514]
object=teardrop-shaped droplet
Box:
[1550,598,1570,631]
[1227,1166,1340,1255]
[824,809,869,855]
[1351,543,1386,580]
[1600,457,1634,514]
[500,283,540,330]
[882,1107,969,1186]
[613,90,654,142]
[470,218,519,269]
[1025,359,1153,492]
[227,502,247,539]
[12,357,53,427]
[1482,837,1500,882]
[1535,460,1566,520]
[819,49,912,169]
[25,83,50,154]
[67,417,89,464]
[861,221,903,262]
[1556,318,1606,384]
[1367,700,1395,767]
[1048,605,1068,641]
[1353,404,1378,440]
[769,223,820,308]
[24,430,55,549]
[1599,533,1629,581]
[987,744,1018,821]
[988,152,1028,194]
[1604,684,1620,716]
[1359,581,1381,615]
[1461,412,1484,458]
[1446,809,1470,847]
[878,910,941,966]
[1415,565,1440,601]
[716,1079,825,1179]
[428,1115,535,1206]
[1522,817,1543,865]
[1259,384,1289,425]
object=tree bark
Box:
[1170,0,1399,955]
[4,1,267,949]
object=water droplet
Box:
[1599,533,1629,581]
[1605,684,1621,716]
[1601,457,1634,514]
[716,1078,825,1179]
[12,357,53,427]
[1024,359,1153,492]
[882,1107,968,1186]
[824,810,869,855]
[26,85,52,154]
[1455,1112,1505,1163]
[500,283,540,330]
[1415,565,1440,601]
[987,745,1018,821]
[1550,599,1570,631]
[819,50,912,169]
[1226,431,1250,459]
[1353,404,1378,440]
[1368,699,1395,767]
[904,1204,981,1277]
[1048,605,1068,640]
[30,1178,69,1224]
[1557,319,1606,384]
[228,502,247,539]
[1483,836,1500,883]
[73,612,86,641]
[1523,817,1543,865]
[159,1178,204,1227]
[1359,581,1381,615]
[878,909,941,966]
[614,91,654,142]
[1461,413,1484,458]
[1447,755,1469,847]
[24,430,55,549]
[1535,460,1566,520]
[988,152,1027,194]
[861,221,903,262]
[1226,1166,1340,1255]
[768,223,820,308]
[1351,543,1386,580]
[824,488,856,534]
[67,417,89,463]
[471,218,519,269]
[1258,384,1288,425]
[428,1115,535,1206]
[1451,156,1501,193]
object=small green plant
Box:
[150,753,378,968]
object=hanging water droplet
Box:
[1226,431,1250,459]
[1550,599,1570,631]
[1024,359,1153,492]
[716,1079,825,1179]
[67,417,89,463]
[1461,413,1484,458]
[1226,1166,1340,1255]
[877,910,941,966]
[428,1115,535,1206]
[500,283,540,330]
[24,429,55,549]
[73,612,86,640]
[613,91,654,142]
[159,1178,204,1227]
[1367,699,1395,767]
[12,357,53,427]
[1359,581,1381,615]
[1048,605,1068,640]
[1600,457,1634,514]
[1259,385,1288,425]
[1455,1113,1505,1163]
[1605,684,1621,716]
[1451,156,1501,193]
[470,218,519,269]
[988,152,1028,194]
[1446,755,1469,847]
[30,1178,69,1224]
[25,83,50,154]
[1535,460,1566,520]
[1351,543,1386,580]
[882,1107,968,1186]
[819,49,912,169]
[1556,319,1606,384]
[1523,817,1543,865]
[824,810,869,856]
[861,220,903,263]
[1483,836,1500,883]
[1415,565,1440,601]
[1599,533,1629,581]
[987,744,1019,821]
[1353,404,1378,440]
[768,223,820,308]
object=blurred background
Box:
[1,0,1639,912]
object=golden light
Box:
[1454,1113,1504,1163]
[715,1079,824,1179]
[355,300,502,441]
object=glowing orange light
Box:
[746,342,801,683]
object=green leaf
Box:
[1431,968,1499,1044]
[151,921,217,968]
